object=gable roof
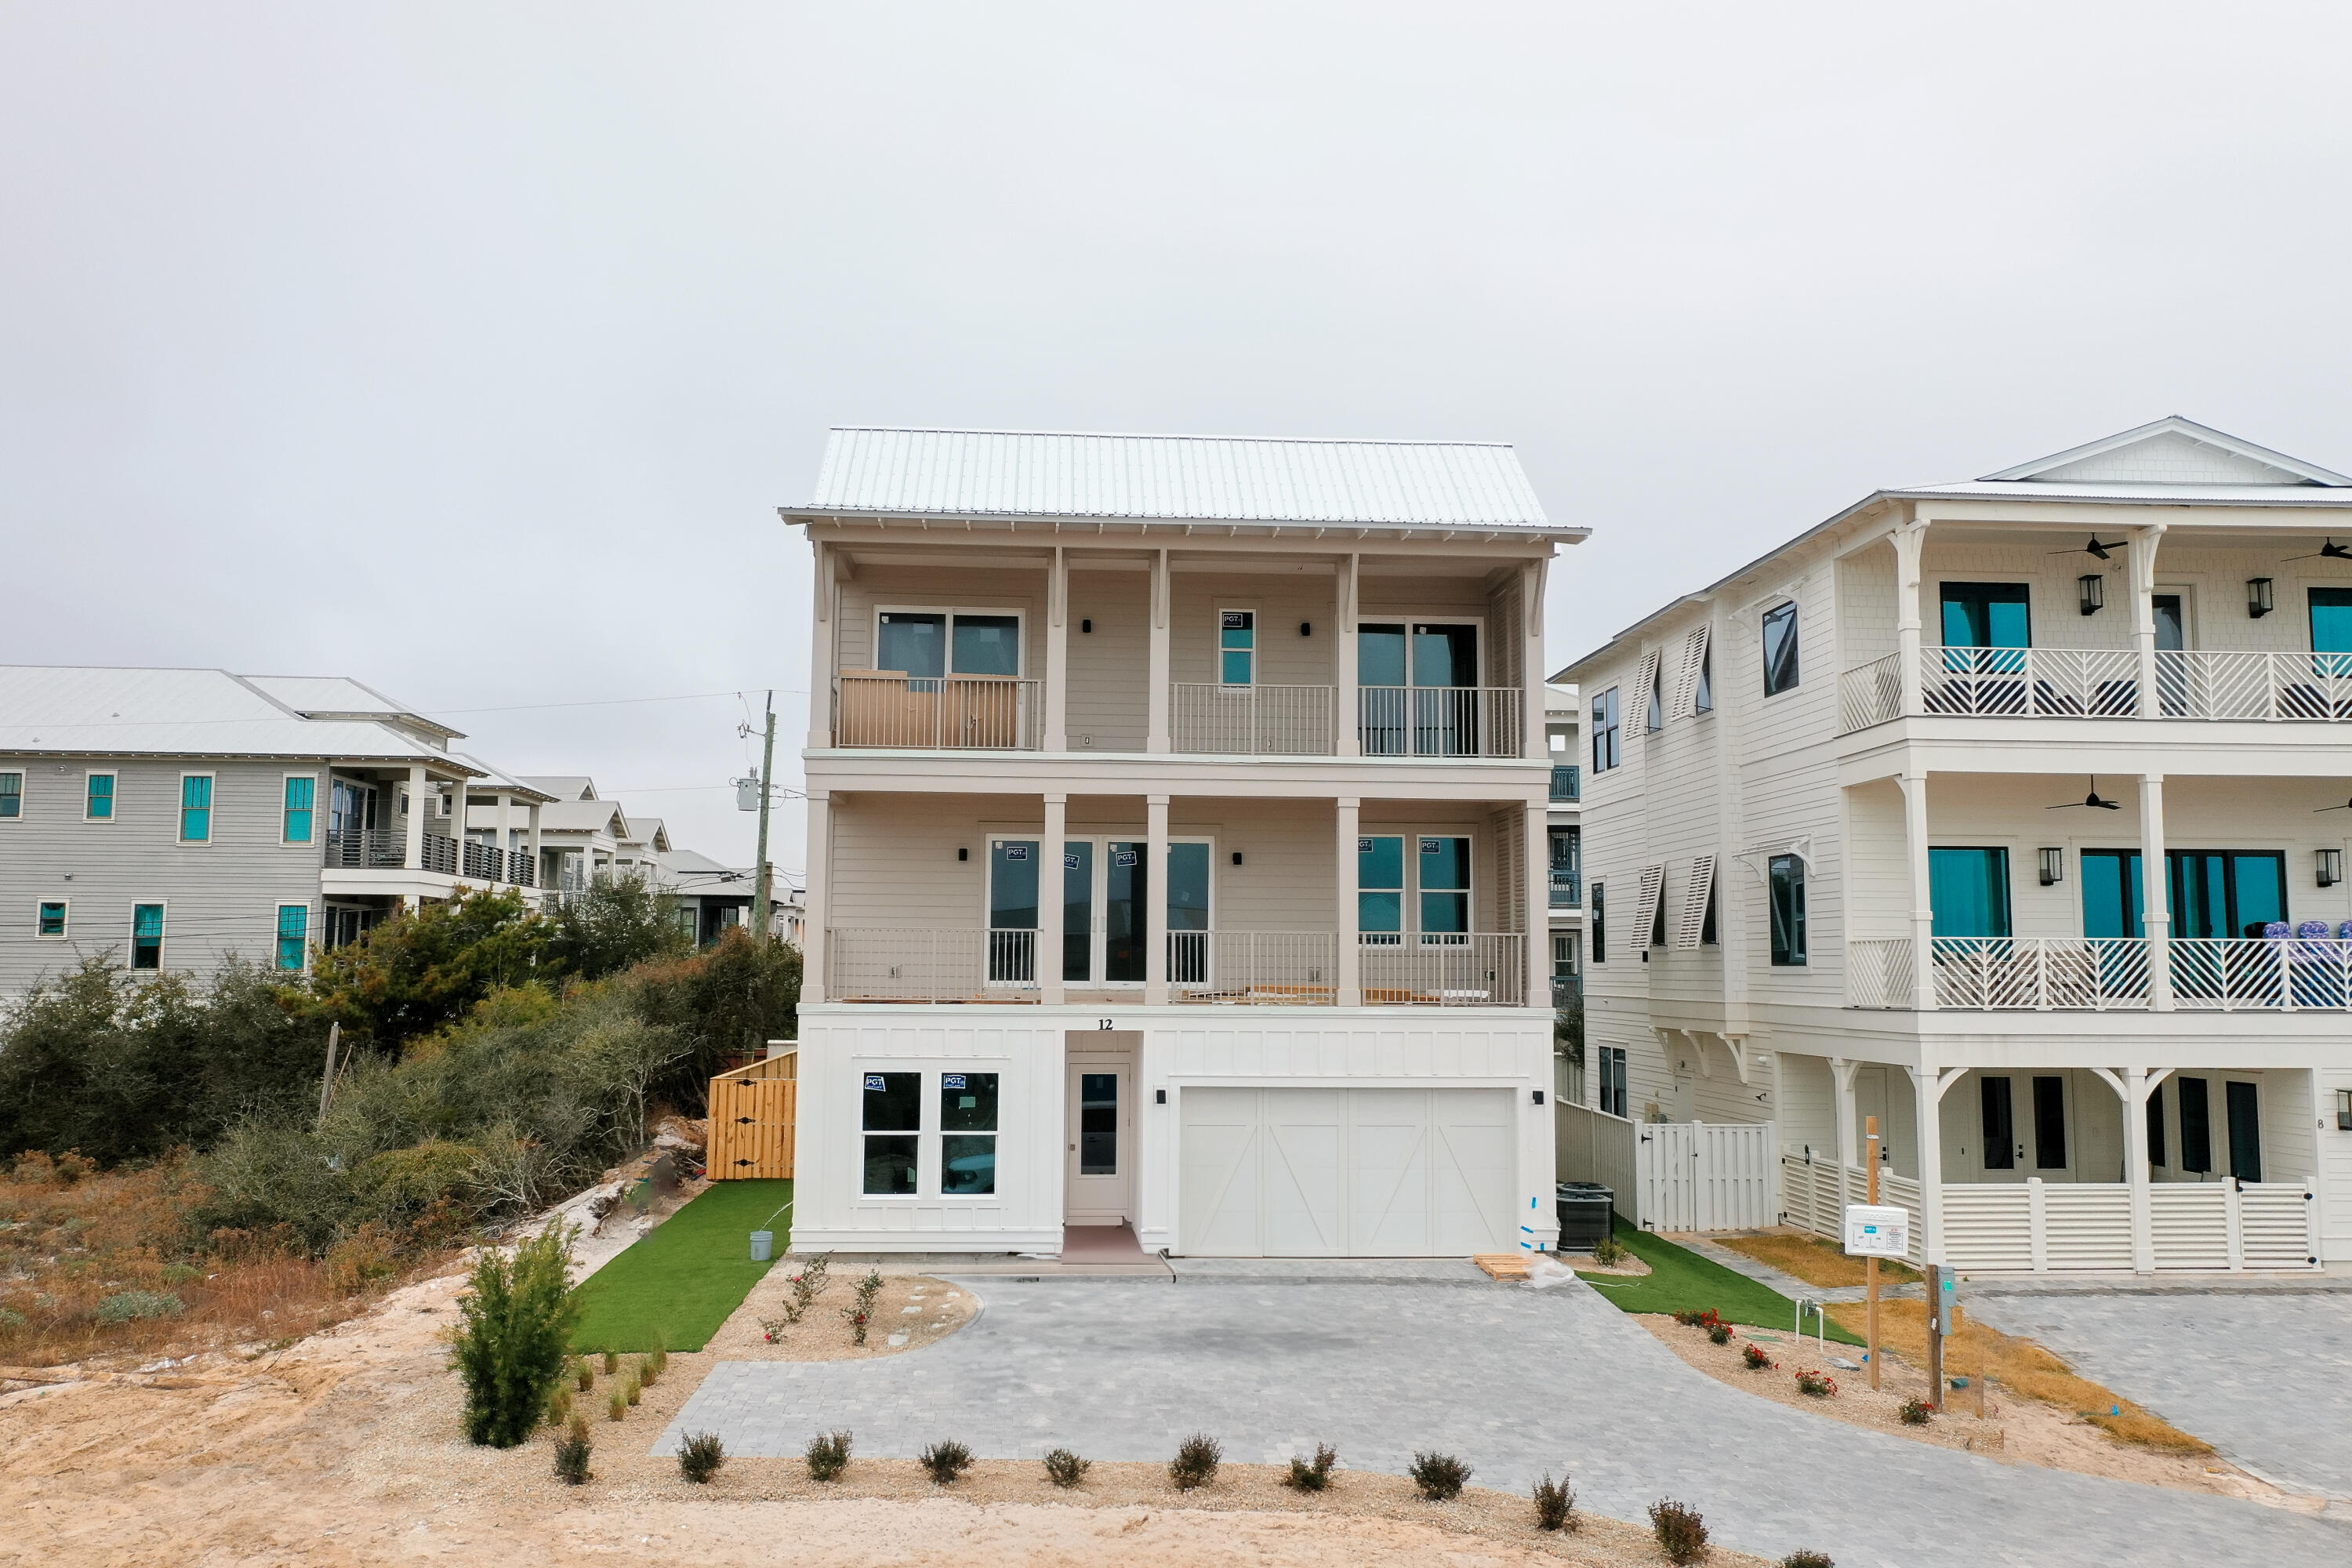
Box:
[522,775,598,800]
[0,666,477,768]
[1978,416,2352,488]
[794,426,1555,528]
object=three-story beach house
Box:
[784,428,1584,1258]
[1564,418,2352,1276]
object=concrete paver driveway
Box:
[1973,1290,2352,1501]
[666,1276,2350,1566]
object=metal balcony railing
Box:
[1167,930,1338,1003]
[323,828,404,869]
[1359,933,1526,1006]
[1357,687,1523,758]
[831,674,1043,750]
[1548,869,1582,908]
[1549,764,1580,800]
[1170,684,1335,755]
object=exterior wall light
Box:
[2339,1088,2352,1131]
[2249,577,2274,619]
[2039,847,2065,886]
[1080,618,1093,633]
[1300,621,1312,637]
[2078,574,2104,615]
[2319,848,2343,888]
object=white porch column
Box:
[1829,1057,1860,1211]
[2128,524,2167,719]
[1909,1065,1948,1268]
[449,779,468,880]
[1336,797,1362,1005]
[1042,793,1067,1005]
[2140,773,2172,1010]
[1044,546,1069,751]
[1898,768,1933,1009]
[1147,547,1172,753]
[1144,793,1170,1004]
[403,764,429,872]
[495,793,514,882]
[1522,556,1548,760]
[807,539,833,749]
[2124,1066,2155,1273]
[801,792,830,1003]
[1337,554,1361,757]
[1524,799,1548,1005]
[527,801,543,890]
[1891,514,1929,717]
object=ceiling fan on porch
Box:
[2047,535,2129,560]
[2047,777,2123,811]
[2280,539,2352,562]
[2315,798,2352,813]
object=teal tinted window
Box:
[275,905,308,971]
[0,772,20,818]
[1357,834,1403,936]
[282,777,314,843]
[2080,849,2143,938]
[1219,610,1254,685]
[1165,842,1210,933]
[1940,583,2033,648]
[85,774,114,820]
[989,840,1039,929]
[952,615,1021,676]
[132,904,164,970]
[2168,850,2287,938]
[2310,588,2352,677]
[1418,835,1470,937]
[877,612,946,678]
[37,901,66,938]
[179,775,212,842]
[1358,624,1407,686]
[1929,848,2011,938]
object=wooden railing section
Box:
[707,1051,797,1179]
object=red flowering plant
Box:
[1795,1368,1838,1398]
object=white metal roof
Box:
[797,426,1552,527]
[0,666,481,768]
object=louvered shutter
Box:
[1674,855,1717,949]
[1635,649,1661,733]
[1672,626,1711,717]
[1632,863,1665,951]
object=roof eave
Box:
[778,506,1584,545]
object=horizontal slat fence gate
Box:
[1635,1120,1777,1232]
[707,1057,797,1180]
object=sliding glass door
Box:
[1358,622,1481,755]
[996,835,1210,987]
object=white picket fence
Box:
[1635,1120,1779,1232]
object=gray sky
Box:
[9,3,2351,873]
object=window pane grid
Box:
[86,774,114,819]
[180,776,212,842]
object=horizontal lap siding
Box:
[1171,574,1337,688]
[1068,571,1149,752]
[1916,543,2352,656]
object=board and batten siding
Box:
[0,755,324,993]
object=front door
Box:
[1065,1061,1132,1224]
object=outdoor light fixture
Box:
[2320,848,2343,888]
[1231,851,1243,866]
[2040,848,2065,886]
[1080,618,1093,633]
[2339,1089,2351,1131]
[2078,574,2105,615]
[2249,577,2275,618]
[1300,621,1312,637]
[957,846,968,862]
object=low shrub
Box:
[807,1430,853,1482]
[1781,1553,1835,1568]
[93,1290,184,1325]
[449,1223,579,1448]
[758,1316,791,1345]
[1671,1308,1726,1331]
[779,1253,831,1323]
[544,1387,572,1428]
[637,1352,659,1389]
[1043,1448,1091,1488]
[553,1415,593,1485]
[1650,1498,1709,1565]
[1795,1369,1838,1398]
[677,1431,727,1483]
[841,1268,884,1346]
[1283,1443,1337,1492]
[1898,1396,1932,1426]
[1533,1472,1577,1532]
[601,1349,618,1375]
[1742,1342,1773,1370]
[1408,1450,1471,1502]
[605,1388,627,1421]
[1169,1432,1221,1490]
[920,1439,974,1485]
[1706,1322,1732,1346]
[645,1341,668,1379]
[1592,1232,1628,1266]
[572,1357,593,1392]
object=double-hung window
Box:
[37,901,67,938]
[1761,601,1801,695]
[132,904,165,970]
[85,774,114,820]
[1418,837,1470,942]
[282,777,316,844]
[179,775,213,843]
[1357,835,1406,943]
[861,1072,920,1195]
[1218,610,1255,684]
[940,1073,1000,1196]
[0,771,20,819]
[1768,855,1806,966]
[1356,834,1472,944]
[1590,688,1620,771]
[275,904,310,971]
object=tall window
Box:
[1940,582,2032,649]
[2226,1081,2262,1182]
[1591,882,1606,963]
[282,777,316,844]
[0,771,20,818]
[1761,601,1801,695]
[1929,848,2011,938]
[1643,659,1664,733]
[1980,1076,2015,1170]
[940,1072,999,1196]
[1768,855,1806,966]
[1357,835,1404,943]
[179,775,213,843]
[85,774,114,820]
[2146,1081,2167,1168]
[37,901,67,938]
[862,1072,920,1195]
[1590,688,1620,771]
[1218,610,1255,684]
[2032,1075,2067,1169]
[1418,836,1470,943]
[132,904,165,970]
[1598,1047,1628,1119]
[2177,1076,2212,1174]
[275,905,309,971]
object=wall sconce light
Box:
[1300,621,1312,637]
[2339,1088,2352,1131]
[2078,574,2104,616]
[1533,1089,1546,1105]
[2249,577,2274,619]
[1230,851,1243,866]
[957,846,968,862]
[2039,847,2065,886]
[2319,848,2343,888]
[1080,618,1093,633]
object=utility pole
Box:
[751,689,777,939]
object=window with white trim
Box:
[862,1072,920,1195]
[0,771,21,819]
[1762,601,1801,695]
[275,904,310,971]
[85,773,114,820]
[1218,610,1255,685]
[37,900,67,938]
[939,1072,999,1196]
[179,775,213,842]
[132,904,165,970]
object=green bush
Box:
[677,1430,727,1483]
[1533,1472,1577,1532]
[807,1430,852,1482]
[1043,1448,1091,1488]
[94,1290,183,1325]
[1169,1432,1221,1490]
[629,927,801,1105]
[546,877,691,986]
[554,1415,593,1485]
[919,1439,973,1484]
[1409,1451,1471,1501]
[1781,1552,1835,1568]
[1283,1443,1337,1492]
[448,1223,579,1447]
[309,889,553,1050]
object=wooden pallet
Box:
[1472,1253,1531,1280]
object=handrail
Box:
[1170,683,1335,755]
[1846,933,2352,1011]
[1357,686,1523,758]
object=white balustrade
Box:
[1836,652,1901,731]
[1169,684,1335,755]
[1167,930,1338,1003]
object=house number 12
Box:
[1098,1018,1117,1030]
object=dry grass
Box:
[1712,1229,1918,1287]
[0,1150,445,1370]
[1827,1297,2208,1452]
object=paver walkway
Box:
[666,1275,2350,1566]
[1969,1290,2352,1501]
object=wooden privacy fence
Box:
[1635,1120,1779,1233]
[707,1052,797,1179]
[1554,1102,1639,1224]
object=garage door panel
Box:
[1264,1090,1343,1256]
[1433,1102,1516,1254]
[1348,1091,1432,1255]
[1179,1091,1262,1256]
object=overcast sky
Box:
[9,4,2352,873]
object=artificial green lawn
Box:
[1573,1218,1864,1345]
[570,1178,793,1352]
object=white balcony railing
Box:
[1168,930,1338,1003]
[1839,647,2352,731]
[1927,937,2153,1011]
[1845,938,1916,1008]
[1171,684,1335,755]
[1919,646,2141,718]
[1838,652,1901,730]
[1359,933,1526,1006]
[831,674,1043,750]
[1846,933,2352,1011]
[827,928,1040,1002]
[2173,935,2352,1010]
[1357,687,1523,758]
[2154,649,2352,720]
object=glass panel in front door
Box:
[1062,841,1094,983]
[2153,594,2187,713]
[1412,623,1479,755]
[1105,841,1148,982]
[1358,625,1407,755]
[1080,1072,1119,1174]
[989,840,1039,982]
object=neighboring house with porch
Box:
[1561,417,2352,1275]
[0,666,554,993]
[785,426,1582,1260]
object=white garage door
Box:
[1178,1087,1518,1257]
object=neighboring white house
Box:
[1561,417,2352,1275]
[0,666,555,993]
[783,426,1584,1259]
[1544,683,1584,1102]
